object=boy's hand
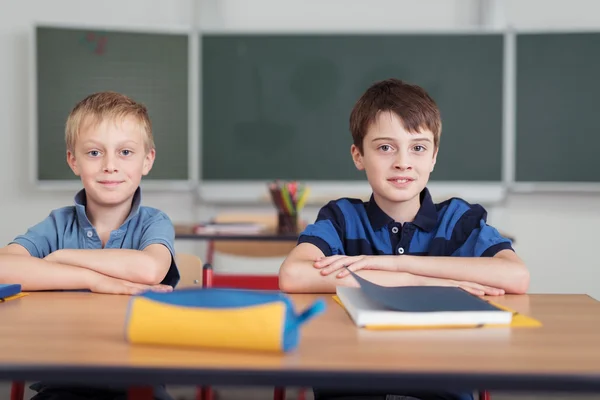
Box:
[315,255,397,276]
[419,276,504,296]
[314,255,504,296]
[90,274,173,295]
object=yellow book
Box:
[0,293,28,303]
[0,284,27,303]
[333,269,541,330]
[333,293,541,330]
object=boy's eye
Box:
[413,145,426,152]
[88,150,100,157]
[379,145,393,152]
[121,150,132,156]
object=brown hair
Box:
[349,78,441,154]
[65,91,154,153]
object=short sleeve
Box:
[297,201,346,256]
[139,212,180,287]
[453,219,514,258]
[10,213,60,258]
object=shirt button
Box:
[397,247,405,255]
[86,231,93,238]
[391,227,399,234]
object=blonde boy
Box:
[0,92,179,294]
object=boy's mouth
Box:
[387,177,414,183]
[387,177,415,187]
[98,180,124,186]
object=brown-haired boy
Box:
[280,79,529,400]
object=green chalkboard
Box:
[36,26,189,181]
[517,33,600,182]
[201,34,504,182]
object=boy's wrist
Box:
[44,249,60,262]
[83,268,100,290]
[410,273,429,286]
[393,254,410,273]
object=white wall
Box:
[1,0,599,298]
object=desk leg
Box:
[127,386,153,400]
[479,391,491,400]
[10,382,25,400]
[274,387,286,400]
[198,386,213,400]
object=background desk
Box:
[175,223,516,244]
[1,293,600,394]
[174,224,300,242]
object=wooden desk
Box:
[1,293,600,393]
[174,223,301,242]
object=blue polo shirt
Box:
[10,187,180,287]
[299,188,513,259]
[303,188,509,400]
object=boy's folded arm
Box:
[280,243,439,293]
[0,244,102,291]
[44,245,171,285]
[394,250,529,294]
[323,251,528,294]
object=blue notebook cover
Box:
[349,270,501,312]
[0,284,22,299]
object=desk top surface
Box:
[1,292,599,391]
[174,224,302,241]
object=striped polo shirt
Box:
[298,188,513,258]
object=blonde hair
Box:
[65,91,155,153]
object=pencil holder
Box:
[278,211,298,234]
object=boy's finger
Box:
[338,261,366,277]
[320,266,339,275]
[314,255,345,267]
[461,285,484,296]
[321,262,348,275]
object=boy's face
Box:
[67,115,155,209]
[351,111,437,207]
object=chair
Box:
[175,252,204,289]
[206,213,298,268]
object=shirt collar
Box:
[366,187,438,232]
[74,187,142,230]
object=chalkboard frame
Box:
[31,23,197,192]
[197,30,511,205]
[31,25,600,200]
[511,29,600,194]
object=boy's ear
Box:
[351,144,365,171]
[142,148,156,176]
[66,150,80,176]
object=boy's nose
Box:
[103,156,118,172]
[394,153,412,170]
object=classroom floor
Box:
[0,384,597,400]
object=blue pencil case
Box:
[125,288,326,352]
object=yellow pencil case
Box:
[125,288,326,352]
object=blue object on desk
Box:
[125,288,326,352]
[0,284,21,299]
